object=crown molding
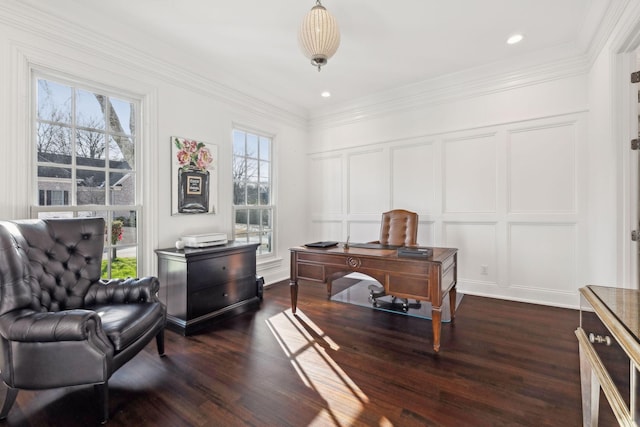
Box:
[308,52,590,130]
[309,1,631,130]
[1,0,624,133]
[0,1,308,130]
[583,0,633,65]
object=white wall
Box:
[585,0,640,289]
[1,1,639,307]
[308,74,589,307]
[0,2,309,284]
[305,0,640,308]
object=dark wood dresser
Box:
[576,285,640,426]
[155,242,262,335]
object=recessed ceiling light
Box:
[321,91,331,98]
[507,34,524,45]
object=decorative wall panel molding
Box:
[508,122,577,213]
[508,223,577,293]
[417,221,436,247]
[310,220,343,243]
[348,150,387,214]
[348,221,383,243]
[443,222,499,286]
[308,113,587,307]
[310,155,343,215]
[391,143,436,213]
[443,133,498,213]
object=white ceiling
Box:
[23,0,611,114]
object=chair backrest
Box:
[378,209,418,247]
[0,218,105,313]
[0,223,35,316]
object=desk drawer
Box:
[297,262,325,281]
[442,254,455,274]
[441,265,455,293]
[387,275,430,299]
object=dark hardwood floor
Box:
[3,279,604,426]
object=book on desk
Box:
[397,247,433,258]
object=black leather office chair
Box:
[0,218,166,423]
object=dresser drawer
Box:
[580,309,633,410]
[187,251,255,291]
[578,286,640,425]
[156,242,260,335]
[189,275,257,319]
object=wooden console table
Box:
[576,285,640,426]
[289,245,457,352]
[156,242,261,335]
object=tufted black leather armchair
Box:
[0,218,166,423]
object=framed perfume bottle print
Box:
[171,136,217,215]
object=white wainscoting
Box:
[443,222,498,285]
[310,155,343,215]
[508,123,577,213]
[390,142,436,213]
[308,113,586,308]
[444,133,498,213]
[348,149,388,215]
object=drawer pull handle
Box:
[588,332,612,346]
[223,293,229,297]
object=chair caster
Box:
[368,284,386,307]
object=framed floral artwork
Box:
[171,136,218,215]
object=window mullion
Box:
[71,86,78,207]
[105,96,111,206]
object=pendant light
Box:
[298,0,340,71]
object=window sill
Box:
[257,256,283,271]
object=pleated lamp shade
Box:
[298,1,340,71]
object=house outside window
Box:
[232,129,273,255]
[32,75,140,279]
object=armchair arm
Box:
[0,309,107,343]
[0,309,114,390]
[84,276,160,306]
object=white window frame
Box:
[232,127,275,257]
[30,71,143,278]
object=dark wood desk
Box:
[289,245,458,352]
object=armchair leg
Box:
[0,384,18,419]
[94,382,109,424]
[156,329,165,357]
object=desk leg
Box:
[290,280,298,314]
[432,307,442,353]
[448,286,457,324]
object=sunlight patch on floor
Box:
[267,309,392,426]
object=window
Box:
[32,76,140,279]
[39,189,69,206]
[232,129,273,255]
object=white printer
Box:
[180,233,228,248]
